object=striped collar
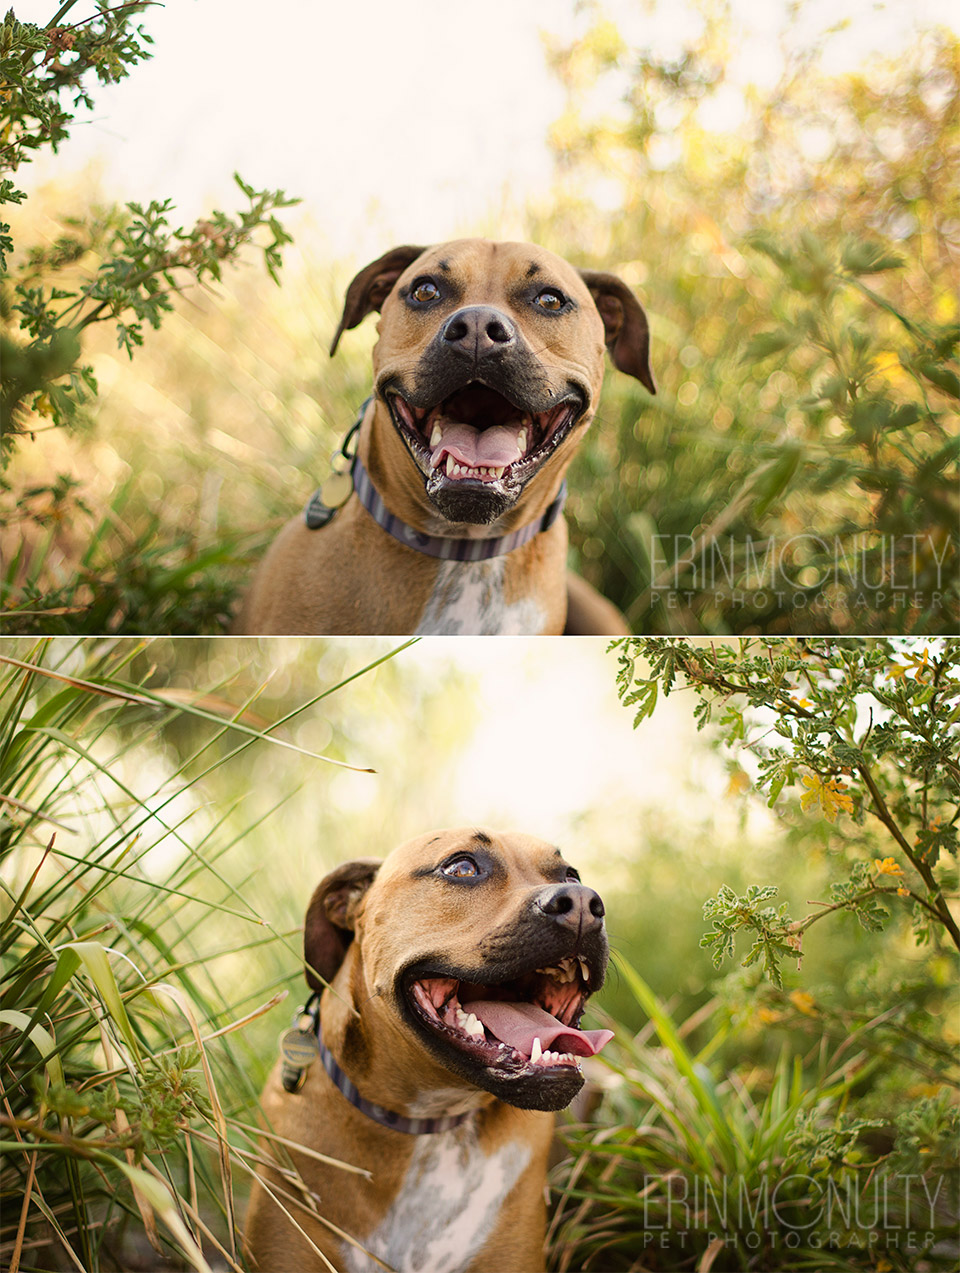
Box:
[303,401,567,562]
[350,456,567,562]
[313,1005,474,1136]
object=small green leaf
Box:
[841,240,905,275]
[917,362,960,400]
[742,329,796,361]
[753,446,803,517]
[883,402,922,431]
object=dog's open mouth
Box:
[402,953,612,1109]
[385,381,586,521]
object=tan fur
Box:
[236,239,650,636]
[244,828,602,1273]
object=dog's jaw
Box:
[396,938,610,1113]
[379,376,590,526]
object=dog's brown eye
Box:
[535,288,566,311]
[441,855,480,878]
[410,279,440,305]
[565,868,581,883]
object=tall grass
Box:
[0,639,404,1272]
[549,956,959,1272]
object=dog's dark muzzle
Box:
[398,885,611,1112]
[380,317,590,525]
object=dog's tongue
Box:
[430,423,524,470]
[462,1000,614,1059]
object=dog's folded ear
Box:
[304,858,382,990]
[329,245,429,356]
[579,270,656,395]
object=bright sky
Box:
[405,637,701,842]
[15,0,959,262]
[322,636,761,871]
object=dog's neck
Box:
[350,453,567,561]
[313,1010,476,1133]
[319,953,494,1129]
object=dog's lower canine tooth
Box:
[530,1037,543,1064]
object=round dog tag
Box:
[279,1026,319,1092]
[319,471,354,509]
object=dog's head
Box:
[304,827,611,1113]
[330,238,654,526]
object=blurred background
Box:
[2,0,957,634]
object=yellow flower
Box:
[886,648,931,682]
[726,769,751,797]
[789,991,818,1017]
[874,857,904,877]
[897,887,910,897]
[800,773,855,823]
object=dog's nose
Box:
[535,883,605,934]
[442,306,517,358]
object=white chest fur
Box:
[414,559,547,635]
[341,1124,532,1273]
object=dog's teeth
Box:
[578,958,590,983]
[530,1037,543,1064]
[456,1008,484,1038]
[491,467,504,479]
[431,424,443,447]
[518,429,528,453]
[446,455,456,476]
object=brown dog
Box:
[244,827,612,1272]
[235,239,654,635]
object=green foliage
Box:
[549,959,959,1272]
[539,8,958,633]
[701,883,795,988]
[0,4,298,463]
[2,478,256,634]
[614,637,960,978]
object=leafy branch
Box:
[0,5,299,462]
[614,637,960,974]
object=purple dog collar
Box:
[315,1015,473,1135]
[349,456,567,562]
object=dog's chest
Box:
[342,1124,531,1273]
[414,559,547,635]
